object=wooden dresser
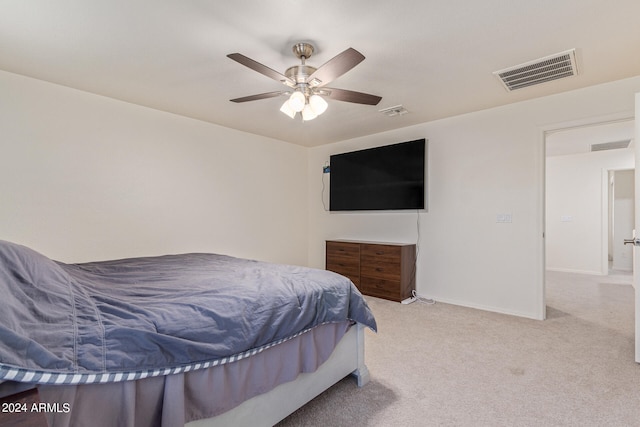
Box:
[326,240,416,302]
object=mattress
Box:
[0,240,376,386]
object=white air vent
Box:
[379,105,409,117]
[590,140,631,152]
[494,49,578,91]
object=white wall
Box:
[3,68,640,321]
[546,149,634,274]
[308,76,640,320]
[0,70,308,265]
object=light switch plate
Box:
[496,213,512,223]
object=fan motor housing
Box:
[285,65,317,84]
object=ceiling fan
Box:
[227,42,382,121]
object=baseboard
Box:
[545,267,606,276]
[430,296,543,321]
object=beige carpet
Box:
[277,271,640,426]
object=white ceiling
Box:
[2,0,640,147]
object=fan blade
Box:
[322,87,382,105]
[227,53,295,87]
[307,48,365,87]
[230,91,288,103]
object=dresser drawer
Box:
[361,244,401,281]
[326,261,360,285]
[359,277,402,301]
[326,241,360,260]
[360,262,401,281]
[326,241,360,285]
[361,244,401,264]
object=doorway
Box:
[544,118,635,314]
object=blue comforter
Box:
[0,240,376,382]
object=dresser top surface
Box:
[326,239,415,247]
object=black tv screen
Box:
[330,139,426,211]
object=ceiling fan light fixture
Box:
[279,100,296,119]
[301,104,318,121]
[228,42,382,122]
[288,91,306,112]
[309,94,328,115]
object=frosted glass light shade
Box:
[288,91,306,112]
[280,100,296,118]
[301,104,318,121]
[308,94,328,115]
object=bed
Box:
[0,240,376,427]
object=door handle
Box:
[623,238,640,246]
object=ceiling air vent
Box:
[379,105,409,117]
[590,140,631,152]
[494,49,578,91]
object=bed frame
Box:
[186,323,369,427]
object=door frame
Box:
[539,111,636,321]
[634,93,640,363]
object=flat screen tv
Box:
[329,139,426,211]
